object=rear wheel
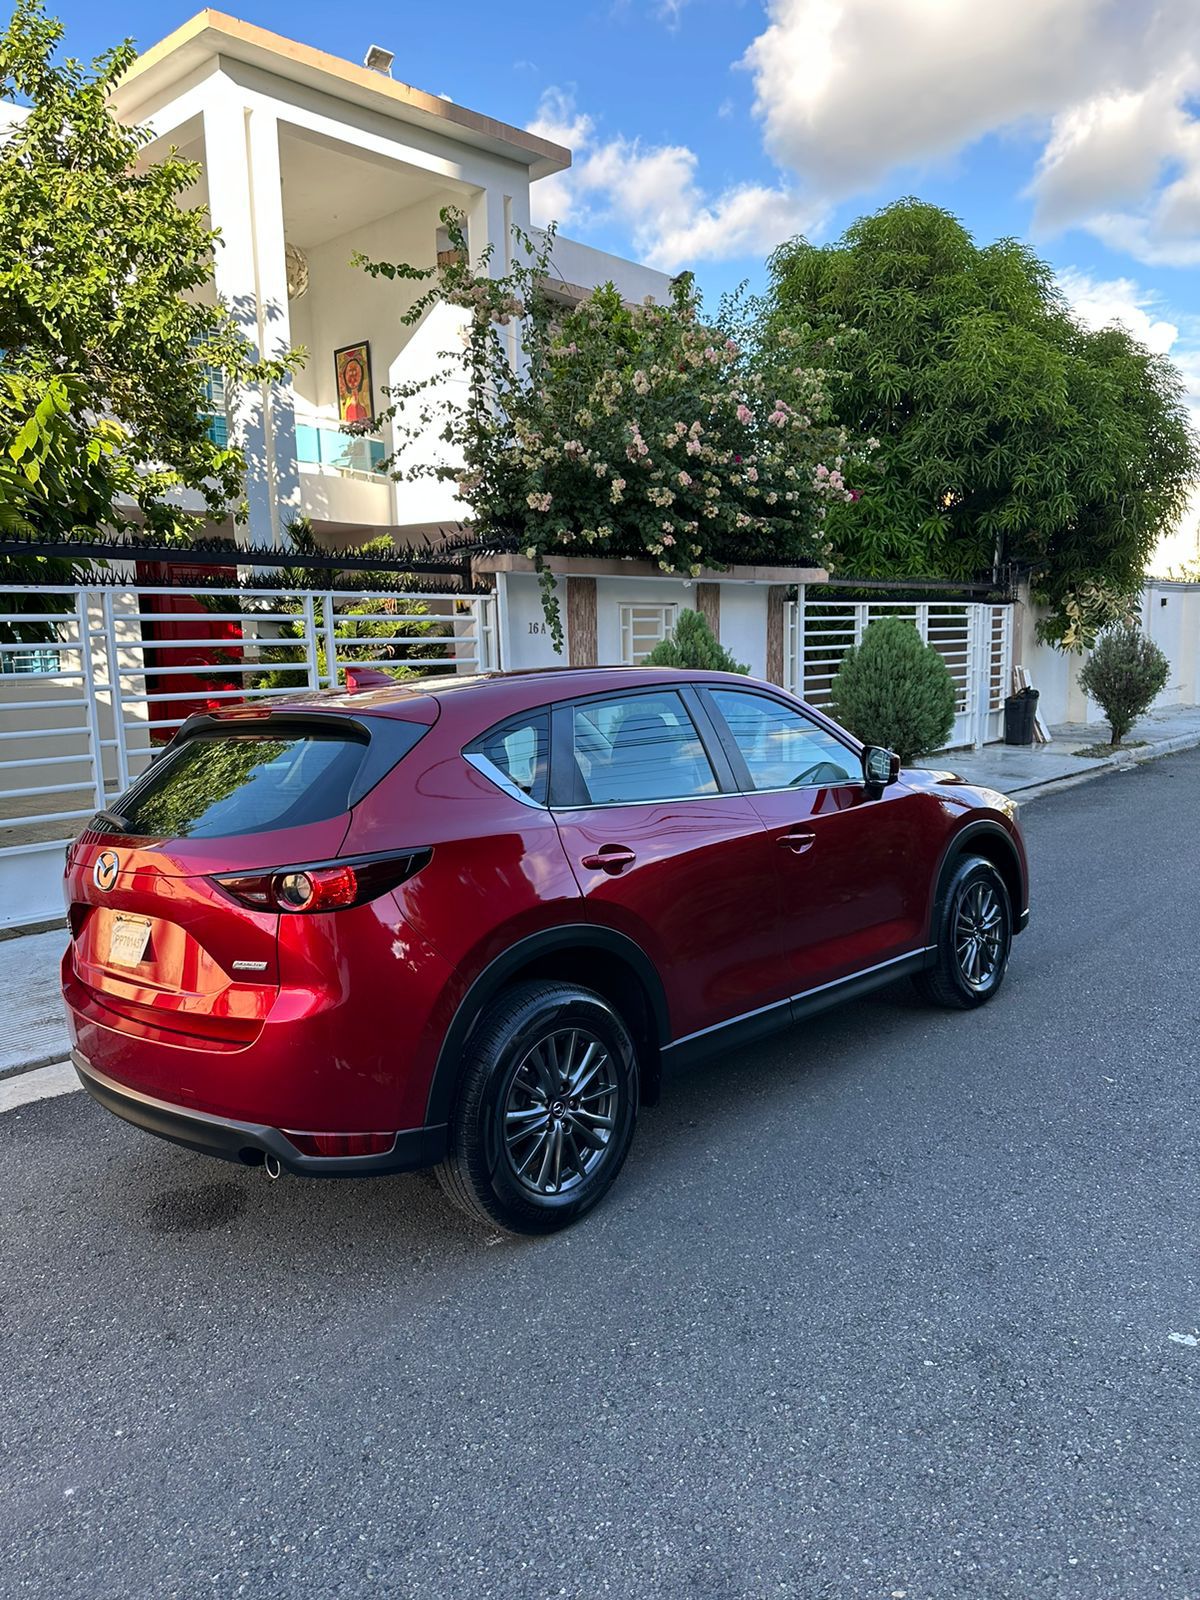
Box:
[436,981,638,1235]
[915,855,1012,1010]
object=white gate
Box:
[0,584,497,928]
[784,596,1013,751]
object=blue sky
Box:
[48,0,1200,422]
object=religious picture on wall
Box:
[335,342,374,425]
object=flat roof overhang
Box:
[111,9,571,180]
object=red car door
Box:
[549,686,791,1043]
[702,686,931,996]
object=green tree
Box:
[357,211,869,647]
[0,0,299,545]
[0,372,107,638]
[1077,624,1170,746]
[830,616,957,762]
[768,200,1198,647]
[643,608,748,673]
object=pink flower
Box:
[736,403,753,425]
[848,489,861,502]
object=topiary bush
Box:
[1078,624,1170,745]
[643,608,749,674]
[830,616,957,762]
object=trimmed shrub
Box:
[644,608,749,674]
[830,616,956,762]
[1078,624,1170,745]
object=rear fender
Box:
[425,925,670,1126]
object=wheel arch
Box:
[425,925,670,1127]
[928,819,1026,943]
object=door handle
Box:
[777,829,816,855]
[580,846,637,875]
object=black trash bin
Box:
[1004,687,1039,745]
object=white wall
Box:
[498,571,770,676]
[538,230,674,307]
[499,571,566,668]
[1017,580,1200,727]
[291,194,450,420]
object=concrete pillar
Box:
[468,186,509,279]
[202,93,299,549]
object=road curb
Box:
[1009,729,1200,801]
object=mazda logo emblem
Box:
[93,850,120,892]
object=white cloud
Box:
[741,0,1125,193]
[528,89,819,271]
[1057,268,1179,355]
[739,0,1200,269]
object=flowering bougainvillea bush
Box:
[355,212,872,646]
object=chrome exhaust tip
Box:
[263,1152,283,1181]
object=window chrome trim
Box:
[549,788,729,814]
[662,947,937,1052]
[462,751,549,810]
[742,778,863,796]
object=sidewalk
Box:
[2,701,1197,1084]
[916,702,1200,797]
[1,926,69,1080]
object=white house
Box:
[105,9,672,550]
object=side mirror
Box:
[863,745,900,791]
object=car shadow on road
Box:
[70,977,935,1282]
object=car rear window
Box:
[115,727,374,840]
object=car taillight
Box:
[211,850,429,914]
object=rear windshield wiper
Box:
[89,808,133,833]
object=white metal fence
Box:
[785,597,1014,750]
[0,585,497,865]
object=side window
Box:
[709,690,857,791]
[566,690,717,805]
[465,713,550,805]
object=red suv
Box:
[63,667,1028,1233]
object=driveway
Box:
[2,750,1198,1599]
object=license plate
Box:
[108,914,152,968]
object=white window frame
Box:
[618,602,678,666]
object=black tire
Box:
[914,854,1012,1010]
[435,980,639,1235]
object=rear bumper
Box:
[72,1050,448,1177]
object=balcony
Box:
[295,423,387,477]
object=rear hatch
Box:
[65,708,430,1048]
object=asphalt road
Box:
[3,751,1199,1600]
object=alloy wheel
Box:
[953,879,1005,991]
[502,1028,618,1197]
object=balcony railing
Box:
[295,423,387,477]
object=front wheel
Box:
[914,855,1012,1010]
[436,981,639,1235]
